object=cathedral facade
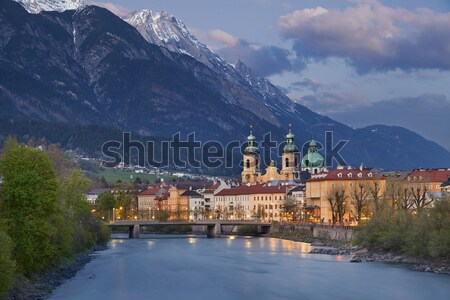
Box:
[241,128,301,184]
[241,128,325,184]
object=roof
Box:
[154,193,169,201]
[139,186,162,196]
[407,169,450,183]
[86,188,113,195]
[180,190,202,197]
[172,181,214,190]
[307,169,384,181]
[216,184,292,196]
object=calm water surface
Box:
[49,235,450,300]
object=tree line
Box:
[0,138,110,296]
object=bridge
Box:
[108,220,272,238]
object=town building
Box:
[305,167,386,224]
[404,169,450,193]
[215,183,294,221]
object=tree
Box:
[134,176,142,184]
[235,203,246,219]
[97,192,117,221]
[0,141,59,276]
[410,184,432,211]
[397,185,413,211]
[282,196,300,222]
[351,182,370,223]
[59,170,91,217]
[47,144,76,180]
[326,186,347,224]
[0,230,15,296]
[369,181,384,211]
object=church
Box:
[241,127,325,184]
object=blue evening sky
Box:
[89,0,450,150]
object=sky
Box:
[89,0,450,150]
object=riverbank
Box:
[269,233,450,276]
[267,233,359,255]
[350,249,450,275]
[8,244,108,300]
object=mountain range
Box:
[1,0,449,171]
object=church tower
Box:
[281,126,300,180]
[241,127,261,184]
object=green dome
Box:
[245,130,259,154]
[283,143,299,153]
[301,152,324,168]
[283,128,299,153]
[286,131,295,140]
[301,140,324,168]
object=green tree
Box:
[97,192,117,221]
[0,229,15,296]
[0,141,59,276]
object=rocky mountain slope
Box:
[2,0,450,170]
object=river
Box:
[48,235,450,300]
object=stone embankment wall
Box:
[271,223,354,242]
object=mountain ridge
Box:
[2,0,449,171]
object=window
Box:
[285,158,289,168]
[337,173,342,178]
[246,159,250,169]
[269,196,272,201]
[348,173,352,178]
[357,173,362,178]
[295,157,298,167]
[368,173,373,178]
[275,205,277,209]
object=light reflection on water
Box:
[49,235,450,300]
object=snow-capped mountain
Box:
[125,10,226,72]
[14,0,84,13]
[125,9,301,125]
[2,0,450,170]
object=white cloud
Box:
[278,0,450,72]
[86,1,131,17]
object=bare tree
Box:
[369,181,384,211]
[234,203,246,219]
[351,182,370,223]
[410,184,432,211]
[282,196,301,222]
[397,185,414,211]
[326,187,348,224]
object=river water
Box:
[49,235,450,300]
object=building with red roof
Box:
[305,166,386,224]
[215,183,294,221]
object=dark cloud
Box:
[217,39,296,77]
[290,78,322,92]
[329,94,450,150]
[278,2,450,73]
[292,90,367,115]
